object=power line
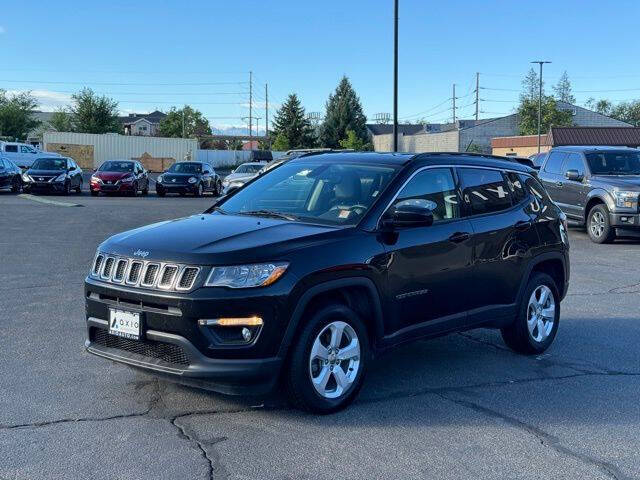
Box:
[0,79,249,86]
[399,97,451,120]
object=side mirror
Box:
[565,169,583,182]
[382,201,435,229]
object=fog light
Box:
[241,327,252,342]
[198,316,263,327]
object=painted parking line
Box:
[18,194,83,207]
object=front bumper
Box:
[24,181,65,191]
[609,212,640,237]
[156,183,197,194]
[84,276,294,394]
[91,182,135,193]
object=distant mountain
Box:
[211,126,266,136]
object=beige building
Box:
[491,135,551,157]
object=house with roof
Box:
[368,101,632,154]
[120,110,167,136]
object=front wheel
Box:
[156,189,165,197]
[501,272,560,354]
[194,183,203,197]
[62,181,71,196]
[75,181,82,194]
[285,304,369,413]
[11,178,21,193]
[587,204,615,243]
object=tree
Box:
[320,76,368,148]
[609,100,640,126]
[517,96,573,135]
[70,88,120,134]
[226,138,243,150]
[338,129,371,150]
[585,98,613,115]
[0,90,40,140]
[271,94,315,149]
[271,132,290,151]
[49,109,74,132]
[158,105,211,138]
[552,71,575,104]
[521,68,543,101]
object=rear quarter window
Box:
[459,168,513,215]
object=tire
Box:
[75,181,82,194]
[11,178,21,193]
[90,190,99,197]
[501,272,560,355]
[215,180,222,196]
[157,189,165,197]
[62,181,70,196]
[131,182,139,197]
[195,183,203,197]
[587,204,615,244]
[285,303,369,413]
[142,183,149,195]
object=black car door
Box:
[458,167,540,321]
[381,167,475,336]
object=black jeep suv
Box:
[538,146,640,243]
[85,152,569,413]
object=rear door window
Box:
[5,145,18,153]
[543,152,566,174]
[459,168,513,215]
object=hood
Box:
[102,213,340,264]
[27,169,65,176]
[592,175,640,190]
[224,173,256,183]
[95,171,133,182]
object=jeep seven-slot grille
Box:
[178,267,199,290]
[90,253,201,292]
[91,328,189,367]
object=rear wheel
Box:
[587,204,615,243]
[501,272,560,354]
[285,304,369,413]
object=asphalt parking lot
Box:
[1,190,639,480]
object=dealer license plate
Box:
[108,309,141,340]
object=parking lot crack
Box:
[0,407,153,431]
[436,393,631,480]
[171,416,226,480]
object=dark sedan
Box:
[0,157,23,193]
[90,160,150,196]
[22,156,83,195]
[156,161,221,197]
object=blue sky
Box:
[2,0,640,131]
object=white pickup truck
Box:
[0,142,61,169]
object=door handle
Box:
[449,232,470,243]
[514,220,533,231]
[555,181,563,187]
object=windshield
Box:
[168,162,202,174]
[234,164,261,174]
[99,161,134,172]
[32,158,67,170]
[218,161,399,226]
[586,151,640,175]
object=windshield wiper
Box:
[239,210,298,221]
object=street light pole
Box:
[531,60,551,153]
[392,0,399,152]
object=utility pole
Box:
[265,83,269,145]
[531,60,551,153]
[249,71,253,139]
[182,105,185,138]
[392,0,399,152]
[452,84,456,125]
[475,72,480,121]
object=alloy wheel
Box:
[526,285,555,343]
[308,321,361,399]
[590,211,606,238]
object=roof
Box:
[366,124,425,136]
[242,140,260,151]
[551,145,638,152]
[549,126,640,146]
[292,151,415,166]
[120,110,167,125]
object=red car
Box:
[90,160,149,196]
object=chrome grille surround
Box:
[90,252,201,292]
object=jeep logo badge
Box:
[133,249,150,258]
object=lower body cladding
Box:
[84,277,291,395]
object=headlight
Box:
[22,173,31,182]
[613,190,638,209]
[90,175,102,184]
[54,173,67,182]
[119,175,134,183]
[205,262,289,288]
[188,176,197,184]
[157,175,164,183]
